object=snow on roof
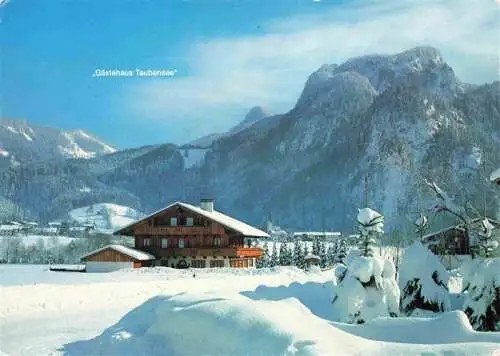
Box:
[490,168,500,183]
[115,201,270,238]
[0,224,23,231]
[421,226,466,242]
[81,244,155,261]
[305,253,320,261]
[357,208,383,225]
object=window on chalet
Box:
[161,238,168,248]
[144,237,152,247]
[213,237,221,247]
[170,217,177,226]
[210,260,224,268]
[178,238,185,248]
[191,260,205,268]
[154,216,170,226]
[186,217,194,226]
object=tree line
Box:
[256,238,349,270]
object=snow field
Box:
[1,265,499,356]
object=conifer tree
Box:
[337,238,348,264]
[319,241,327,268]
[279,243,292,266]
[269,243,279,267]
[357,208,384,257]
[293,241,306,269]
[256,242,270,268]
[312,238,320,256]
[326,243,336,267]
[399,241,450,316]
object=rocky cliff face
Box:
[1,46,499,232]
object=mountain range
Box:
[0,119,115,170]
[1,46,499,234]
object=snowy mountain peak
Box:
[394,46,444,66]
[329,46,456,94]
[0,119,116,168]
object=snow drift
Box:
[62,293,365,356]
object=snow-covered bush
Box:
[332,255,400,323]
[462,257,500,331]
[399,241,450,316]
[357,208,384,257]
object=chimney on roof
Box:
[200,198,214,212]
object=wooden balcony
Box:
[139,246,263,258]
[235,247,263,258]
[134,225,225,235]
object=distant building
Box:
[0,223,23,234]
[265,214,288,240]
[422,217,500,256]
[490,168,500,185]
[292,231,342,241]
[114,199,269,269]
[304,253,320,267]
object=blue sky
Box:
[2,0,498,149]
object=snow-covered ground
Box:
[1,265,499,356]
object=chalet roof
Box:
[81,244,155,261]
[114,201,270,238]
[490,168,500,183]
[421,226,465,242]
[421,217,500,242]
[305,253,320,261]
[0,224,23,231]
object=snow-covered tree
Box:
[319,241,327,268]
[292,241,306,269]
[332,255,400,323]
[357,208,384,257]
[462,258,500,331]
[279,243,292,266]
[312,238,320,257]
[256,242,270,268]
[336,238,348,264]
[399,241,450,316]
[326,243,336,267]
[425,177,500,330]
[424,178,499,259]
[471,218,500,258]
[332,207,399,324]
[269,243,279,267]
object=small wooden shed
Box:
[81,244,155,272]
[305,253,321,267]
